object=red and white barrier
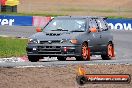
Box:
[32,16,51,27]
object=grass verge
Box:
[0,12,67,17]
[0,37,27,58]
[0,12,131,18]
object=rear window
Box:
[96,19,108,31]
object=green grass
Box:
[0,37,28,58]
[0,12,66,17]
[107,16,127,19]
[91,9,132,13]
[1,12,131,18]
[91,9,116,13]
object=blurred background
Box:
[0,0,132,18]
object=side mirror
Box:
[36,27,42,32]
[89,27,97,33]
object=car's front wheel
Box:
[101,43,115,60]
[76,42,90,61]
[28,55,41,62]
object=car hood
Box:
[29,31,85,41]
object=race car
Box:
[26,16,115,62]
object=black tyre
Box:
[28,56,40,62]
[101,43,115,60]
[57,57,66,61]
[76,42,90,61]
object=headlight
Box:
[60,39,67,43]
[28,39,40,44]
[70,39,78,44]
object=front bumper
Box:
[26,43,81,57]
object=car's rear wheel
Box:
[57,57,66,61]
[76,42,90,61]
[101,43,115,60]
[28,55,41,62]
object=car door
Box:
[96,18,110,51]
[87,18,101,52]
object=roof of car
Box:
[55,16,107,19]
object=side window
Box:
[96,19,108,31]
[89,18,99,32]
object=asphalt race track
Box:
[0,26,132,67]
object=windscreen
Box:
[44,18,86,32]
